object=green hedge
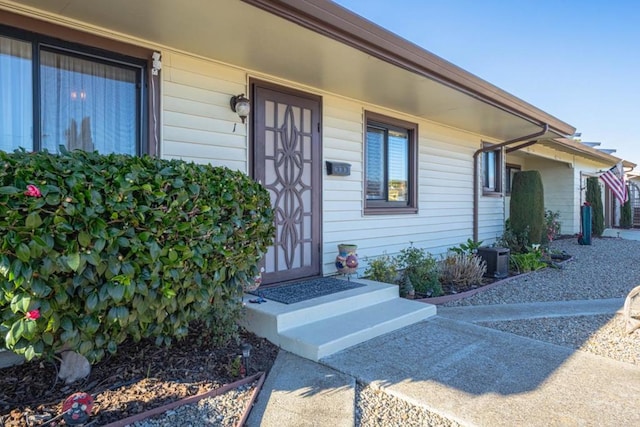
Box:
[620,197,632,229]
[586,177,604,236]
[0,148,274,362]
[509,170,545,244]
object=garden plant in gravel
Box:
[0,148,274,365]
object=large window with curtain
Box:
[0,27,145,155]
[364,111,418,214]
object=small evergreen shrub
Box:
[0,148,274,362]
[586,177,604,236]
[395,246,442,297]
[509,170,545,244]
[363,253,397,284]
[620,198,632,229]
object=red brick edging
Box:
[102,371,266,427]
[414,271,535,305]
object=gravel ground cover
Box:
[131,381,257,427]
[354,237,640,426]
[478,314,639,366]
[441,237,640,306]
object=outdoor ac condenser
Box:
[477,247,510,279]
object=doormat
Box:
[248,277,365,305]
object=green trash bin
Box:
[579,204,592,245]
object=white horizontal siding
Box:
[527,157,577,236]
[321,99,487,275]
[162,52,248,171]
[160,52,503,276]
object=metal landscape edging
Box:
[102,371,265,427]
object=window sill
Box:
[364,206,418,215]
[482,191,503,198]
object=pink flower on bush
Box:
[24,185,42,198]
[25,309,40,320]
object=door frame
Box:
[249,78,323,284]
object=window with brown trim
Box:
[482,144,502,195]
[0,21,153,156]
[364,111,418,214]
[505,163,521,195]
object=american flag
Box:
[599,161,627,204]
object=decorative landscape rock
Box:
[624,285,640,334]
[58,351,91,384]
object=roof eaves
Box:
[243,0,576,136]
[553,138,636,169]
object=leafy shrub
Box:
[0,148,274,362]
[497,220,530,254]
[509,246,546,273]
[363,253,398,284]
[509,170,545,244]
[586,177,604,236]
[439,253,486,287]
[448,238,483,256]
[542,210,561,244]
[395,246,442,297]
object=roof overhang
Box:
[1,0,575,141]
[538,138,636,169]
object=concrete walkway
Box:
[602,228,640,240]
[248,299,640,426]
[437,298,625,323]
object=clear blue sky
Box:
[333,0,640,165]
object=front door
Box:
[252,81,322,284]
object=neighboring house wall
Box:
[506,144,616,236]
[524,156,577,235]
[161,51,503,275]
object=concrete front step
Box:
[241,279,398,338]
[280,298,436,361]
[241,279,437,361]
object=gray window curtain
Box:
[0,36,33,152]
[40,49,137,155]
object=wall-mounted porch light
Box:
[230,94,251,123]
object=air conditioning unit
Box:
[477,247,510,279]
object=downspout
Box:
[473,124,549,242]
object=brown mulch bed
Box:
[0,326,279,426]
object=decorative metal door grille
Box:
[254,84,321,284]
